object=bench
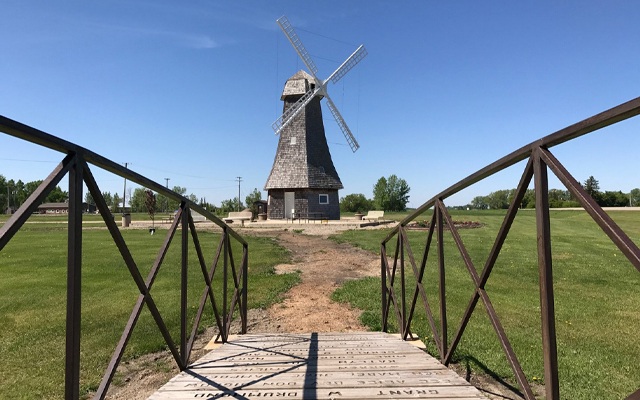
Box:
[290,211,324,224]
[223,211,253,227]
[307,212,324,223]
[364,210,384,222]
[161,214,175,223]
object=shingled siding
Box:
[264,71,343,191]
[267,189,340,220]
[265,71,345,220]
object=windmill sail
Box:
[272,15,366,153]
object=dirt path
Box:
[249,228,380,333]
[105,226,381,399]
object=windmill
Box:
[264,16,367,220]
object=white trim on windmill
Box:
[271,16,367,153]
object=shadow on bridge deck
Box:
[148,332,487,399]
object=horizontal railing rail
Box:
[380,96,640,400]
[0,116,248,400]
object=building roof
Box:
[280,70,318,100]
[38,202,69,209]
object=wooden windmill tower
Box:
[264,16,367,220]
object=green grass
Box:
[332,209,640,399]
[0,223,297,399]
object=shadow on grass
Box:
[460,355,525,400]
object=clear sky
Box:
[1,1,639,208]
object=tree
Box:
[112,193,121,213]
[600,190,628,207]
[167,186,187,211]
[548,189,571,208]
[520,189,535,209]
[102,192,113,211]
[340,193,372,213]
[46,186,68,203]
[14,180,26,205]
[84,191,95,206]
[372,175,410,211]
[470,196,488,210]
[130,187,147,212]
[486,190,510,209]
[217,198,243,216]
[145,189,157,228]
[22,180,42,204]
[583,176,600,201]
[157,194,168,212]
[0,175,7,211]
[630,188,640,206]
[245,188,262,216]
[198,197,216,213]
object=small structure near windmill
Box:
[264,16,367,220]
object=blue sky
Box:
[1,1,639,208]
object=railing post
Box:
[242,243,248,334]
[222,227,228,342]
[436,203,447,361]
[381,242,387,332]
[400,228,406,337]
[180,203,188,368]
[534,149,560,399]
[65,155,82,400]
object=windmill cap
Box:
[281,70,321,100]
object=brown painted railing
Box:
[380,97,640,400]
[0,116,248,400]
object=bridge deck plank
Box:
[148,332,488,399]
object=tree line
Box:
[467,176,639,210]
[125,186,263,217]
[1,173,263,217]
[1,176,68,212]
[340,174,411,213]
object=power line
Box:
[122,162,130,213]
[295,26,357,47]
[0,157,57,163]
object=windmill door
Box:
[284,192,295,219]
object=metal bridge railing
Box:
[380,97,640,400]
[0,116,248,400]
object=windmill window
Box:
[319,194,329,204]
[290,137,297,145]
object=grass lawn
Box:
[332,209,640,400]
[0,221,297,399]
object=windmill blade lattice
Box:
[273,16,366,153]
[277,16,319,78]
[326,96,360,152]
[272,87,321,134]
[326,45,368,85]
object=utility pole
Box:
[122,162,128,214]
[236,177,242,211]
[164,178,170,212]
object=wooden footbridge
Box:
[2,98,640,400]
[149,332,486,399]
